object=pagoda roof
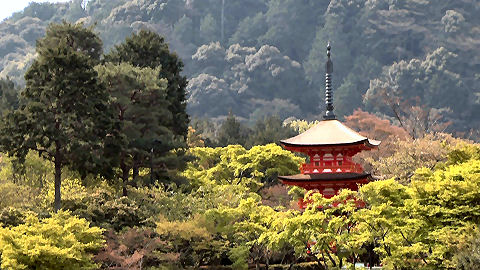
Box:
[278,172,371,182]
[281,119,380,147]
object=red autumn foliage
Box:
[345,109,409,141]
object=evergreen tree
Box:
[0,22,113,211]
[216,112,247,146]
[96,63,184,195]
[104,30,189,138]
[245,115,296,148]
[0,77,19,117]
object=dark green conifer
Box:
[0,22,113,211]
[104,30,189,138]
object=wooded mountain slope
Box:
[1,0,479,135]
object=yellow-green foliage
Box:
[40,177,87,209]
[206,197,292,269]
[353,158,480,270]
[260,190,362,270]
[0,152,53,188]
[184,143,303,191]
[287,185,306,200]
[0,151,84,211]
[156,215,226,267]
[0,182,40,210]
[446,143,480,166]
[0,211,105,270]
[284,119,319,133]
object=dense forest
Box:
[1,0,480,269]
[1,0,480,134]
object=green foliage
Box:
[1,2,480,268]
[216,112,248,147]
[287,185,307,201]
[60,186,146,231]
[446,143,480,166]
[454,228,480,270]
[96,62,180,189]
[17,2,58,21]
[0,207,26,228]
[40,177,86,209]
[0,181,40,210]
[156,215,226,267]
[200,14,219,43]
[188,42,311,120]
[354,156,480,269]
[104,29,189,138]
[260,190,364,270]
[0,211,105,270]
[184,144,303,191]
[0,22,113,211]
[0,78,19,117]
[284,119,319,134]
[206,197,284,269]
[0,151,57,190]
[364,47,466,136]
[245,115,297,148]
[1,0,480,134]
[61,183,230,230]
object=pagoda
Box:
[278,44,380,207]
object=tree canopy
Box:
[0,22,113,211]
[1,0,479,135]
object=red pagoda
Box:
[278,44,380,207]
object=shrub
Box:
[64,188,145,231]
[95,228,169,269]
[0,207,26,228]
[0,211,104,270]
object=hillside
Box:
[1,0,479,134]
[2,2,480,269]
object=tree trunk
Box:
[121,162,129,197]
[265,253,269,270]
[54,148,62,212]
[133,164,139,183]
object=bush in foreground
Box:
[0,211,104,270]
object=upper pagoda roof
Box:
[280,119,381,147]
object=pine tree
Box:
[104,30,190,184]
[0,22,113,211]
[96,62,182,195]
[216,111,247,146]
[104,29,189,138]
[0,77,19,117]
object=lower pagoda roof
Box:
[278,172,371,182]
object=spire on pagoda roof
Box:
[279,42,381,148]
[324,42,335,120]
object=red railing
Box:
[301,163,364,174]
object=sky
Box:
[0,0,71,22]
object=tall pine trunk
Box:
[132,161,139,183]
[121,161,129,197]
[54,144,62,212]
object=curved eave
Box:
[278,173,372,182]
[281,138,380,148]
[280,120,381,148]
